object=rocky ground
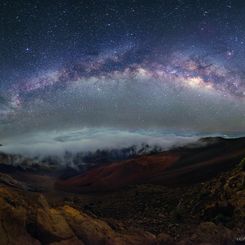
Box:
[0,159,244,244]
[0,184,157,245]
[62,160,245,244]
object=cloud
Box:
[0,128,199,158]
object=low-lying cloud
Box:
[0,128,200,158]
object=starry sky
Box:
[0,0,245,154]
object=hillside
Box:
[57,137,245,192]
[0,137,244,244]
[0,157,243,244]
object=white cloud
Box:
[0,128,199,158]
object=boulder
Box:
[157,232,175,245]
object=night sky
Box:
[0,0,245,154]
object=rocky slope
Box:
[57,137,245,192]
[62,159,245,244]
[0,185,157,245]
[0,158,243,244]
[0,137,244,244]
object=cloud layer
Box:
[1,128,200,158]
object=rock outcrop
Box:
[0,148,243,244]
[0,184,156,245]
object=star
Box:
[25,47,31,53]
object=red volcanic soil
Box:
[57,153,179,192]
[56,137,245,192]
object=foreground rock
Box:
[0,165,243,244]
[0,185,157,245]
[60,159,245,244]
[0,153,243,244]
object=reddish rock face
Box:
[0,184,157,245]
[57,152,179,192]
[0,138,244,245]
[57,137,245,193]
